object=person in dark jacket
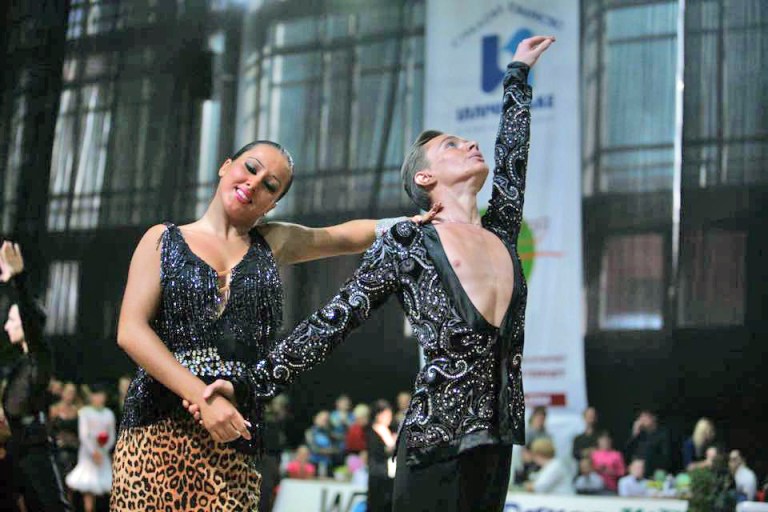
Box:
[0,241,70,511]
[366,400,396,512]
[625,410,671,478]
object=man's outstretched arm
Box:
[483,36,554,239]
[187,228,405,417]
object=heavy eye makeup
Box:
[245,159,279,193]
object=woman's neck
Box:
[199,198,255,239]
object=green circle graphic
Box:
[517,220,535,280]
[478,208,535,280]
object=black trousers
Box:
[15,445,71,512]
[392,438,512,512]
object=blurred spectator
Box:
[573,457,605,495]
[393,391,411,430]
[305,410,340,476]
[285,446,316,479]
[366,400,396,512]
[756,477,768,502]
[0,409,15,511]
[572,407,599,460]
[350,451,368,487]
[48,382,80,491]
[47,377,63,405]
[729,450,757,501]
[65,384,116,512]
[116,375,131,421]
[271,394,293,445]
[517,406,553,483]
[526,406,551,447]
[682,417,716,471]
[258,399,289,512]
[330,394,354,434]
[525,438,573,495]
[591,431,625,493]
[345,404,370,454]
[618,458,648,497]
[625,410,670,478]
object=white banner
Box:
[273,480,689,512]
[425,1,586,414]
[504,492,689,512]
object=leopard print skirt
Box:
[110,416,261,511]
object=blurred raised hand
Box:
[0,242,24,283]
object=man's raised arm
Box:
[483,36,554,239]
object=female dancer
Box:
[111,140,436,510]
[0,241,70,511]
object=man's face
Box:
[397,392,411,411]
[729,451,742,473]
[336,396,351,412]
[584,407,597,426]
[630,459,645,478]
[419,134,489,191]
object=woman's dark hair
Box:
[231,140,295,201]
[371,399,392,422]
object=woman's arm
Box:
[260,206,440,265]
[259,220,377,265]
[116,224,250,443]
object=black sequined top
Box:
[119,223,283,454]
[235,62,532,467]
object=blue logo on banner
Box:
[481,28,534,92]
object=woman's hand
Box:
[197,394,252,443]
[92,450,104,466]
[0,242,24,283]
[410,202,442,225]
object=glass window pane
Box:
[599,234,664,330]
[605,2,678,39]
[45,262,80,335]
[678,229,746,326]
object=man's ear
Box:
[414,169,435,188]
[217,158,233,177]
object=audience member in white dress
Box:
[65,386,116,512]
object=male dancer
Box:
[192,35,553,511]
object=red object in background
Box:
[345,424,367,453]
[96,431,109,447]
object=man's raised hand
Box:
[512,35,555,68]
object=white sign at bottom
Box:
[273,479,689,512]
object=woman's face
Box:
[598,435,612,450]
[531,412,546,430]
[377,408,393,426]
[216,145,292,227]
[89,391,107,408]
[3,305,24,345]
[62,384,77,403]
